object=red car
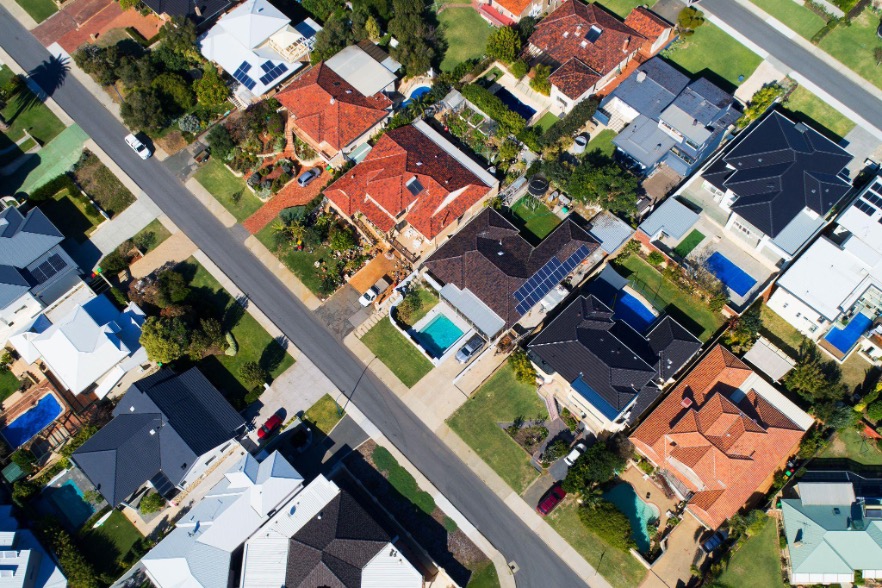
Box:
[257,414,283,440]
[537,484,567,515]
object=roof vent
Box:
[345,89,352,94]
[681,397,693,408]
[563,31,570,38]
[317,512,323,520]
[149,429,156,436]
[130,406,135,412]
[330,97,336,105]
[497,251,504,256]
[416,161,423,166]
[795,122,809,133]
[636,71,646,83]
[580,40,588,48]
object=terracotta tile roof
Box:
[630,345,807,529]
[623,6,672,44]
[548,58,601,100]
[276,63,391,152]
[492,0,532,18]
[324,125,493,240]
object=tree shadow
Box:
[5,55,70,126]
[259,337,287,377]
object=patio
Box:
[476,64,556,122]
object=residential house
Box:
[0,505,66,588]
[475,0,549,26]
[240,474,423,588]
[276,45,397,165]
[597,57,740,177]
[0,206,81,346]
[73,368,246,506]
[781,471,882,585]
[141,0,231,25]
[324,119,498,259]
[525,1,673,113]
[9,293,147,398]
[528,293,700,432]
[200,0,321,104]
[767,175,882,361]
[585,211,634,256]
[142,451,304,588]
[630,345,813,529]
[422,208,603,339]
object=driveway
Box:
[640,514,705,588]
[316,284,364,339]
[32,0,161,53]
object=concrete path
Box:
[88,195,161,254]
[129,229,198,278]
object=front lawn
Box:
[585,129,617,157]
[303,394,344,434]
[819,8,882,91]
[617,255,725,341]
[594,0,657,18]
[438,8,493,72]
[510,197,561,241]
[783,85,855,140]
[13,0,57,23]
[672,229,705,258]
[35,186,105,243]
[79,510,142,578]
[194,159,263,223]
[749,0,827,39]
[372,445,438,516]
[467,562,500,588]
[0,66,65,148]
[534,112,559,132]
[663,23,762,90]
[717,517,786,588]
[0,370,20,403]
[256,225,334,297]
[820,426,882,465]
[71,152,135,217]
[447,362,546,494]
[361,318,433,388]
[545,499,647,588]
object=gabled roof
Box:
[424,208,600,329]
[623,6,672,42]
[217,0,288,48]
[325,121,496,239]
[73,368,245,505]
[0,207,64,268]
[141,0,231,24]
[703,110,853,238]
[602,57,688,119]
[276,63,391,152]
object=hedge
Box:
[461,84,527,135]
[541,97,599,146]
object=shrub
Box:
[27,174,80,202]
[542,439,569,464]
[541,97,598,146]
[737,83,785,128]
[578,500,634,551]
[529,64,551,95]
[206,125,235,160]
[509,350,537,385]
[461,84,527,135]
[240,361,269,391]
[868,400,882,422]
[647,251,665,266]
[486,26,522,63]
[562,441,626,493]
[177,113,201,133]
[194,66,229,107]
[139,492,166,514]
[510,60,528,79]
[328,224,357,252]
[140,316,190,363]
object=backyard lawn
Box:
[717,517,786,588]
[820,426,882,465]
[256,225,334,297]
[672,229,705,258]
[510,196,561,241]
[819,8,882,90]
[39,186,104,242]
[132,218,172,254]
[585,129,617,157]
[194,159,263,222]
[79,510,142,578]
[447,362,546,494]
[663,23,762,89]
[438,8,493,72]
[749,0,827,39]
[546,500,647,588]
[759,304,805,356]
[0,370,20,403]
[783,85,855,140]
[303,394,344,434]
[534,112,559,133]
[593,0,657,18]
[184,259,294,407]
[14,0,57,22]
[617,255,726,340]
[361,318,433,388]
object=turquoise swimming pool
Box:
[414,314,464,359]
[603,482,659,553]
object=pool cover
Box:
[1,394,62,448]
[706,252,757,297]
[614,293,656,334]
[824,313,874,354]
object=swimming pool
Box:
[1,394,62,448]
[48,479,95,529]
[705,252,757,297]
[614,292,657,334]
[824,312,874,354]
[603,482,659,553]
[414,314,464,359]
[493,88,536,120]
[401,86,431,109]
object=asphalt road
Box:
[701,0,882,133]
[0,8,590,588]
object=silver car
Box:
[455,334,485,363]
[297,167,322,187]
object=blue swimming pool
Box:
[614,292,657,334]
[414,314,464,359]
[45,479,95,530]
[493,88,536,120]
[401,86,431,109]
[824,313,874,354]
[1,394,62,448]
[706,252,757,297]
[603,482,659,554]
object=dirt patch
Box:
[72,150,135,217]
[156,131,189,156]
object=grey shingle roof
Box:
[601,57,688,119]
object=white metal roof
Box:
[362,543,423,588]
[798,482,856,506]
[326,45,397,97]
[217,0,288,48]
[742,337,796,382]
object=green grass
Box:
[663,23,762,89]
[79,510,142,577]
[132,218,172,253]
[467,561,500,588]
[534,112,559,132]
[0,66,65,147]
[372,445,437,515]
[585,129,617,157]
[749,0,827,39]
[783,85,855,140]
[820,425,882,465]
[592,0,656,18]
[184,259,294,407]
[361,318,433,387]
[399,286,439,327]
[438,8,493,72]
[447,362,546,494]
[717,518,786,588]
[819,8,882,91]
[672,229,705,258]
[546,500,647,588]
[510,197,561,241]
[194,159,262,222]
[72,152,135,217]
[256,225,332,297]
[0,370,20,403]
[304,394,344,434]
[617,255,726,341]
[13,0,57,23]
[759,304,805,357]
[36,187,105,243]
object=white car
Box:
[125,133,152,160]
[358,286,379,307]
[564,442,587,466]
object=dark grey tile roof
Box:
[704,110,853,238]
[672,78,733,125]
[141,0,231,23]
[286,491,391,588]
[601,57,688,119]
[73,368,244,505]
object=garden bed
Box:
[71,151,135,217]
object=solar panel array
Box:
[513,245,592,315]
[259,63,288,87]
[233,61,257,91]
[31,254,67,284]
[260,61,274,73]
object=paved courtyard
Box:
[32,0,161,53]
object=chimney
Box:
[622,36,630,52]
[681,397,693,409]
[636,71,646,83]
[330,97,336,105]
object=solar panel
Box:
[865,193,882,208]
[31,254,66,284]
[258,63,289,87]
[855,200,876,216]
[512,245,592,316]
[234,61,251,77]
[260,61,274,73]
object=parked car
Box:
[537,484,567,515]
[455,334,485,364]
[572,133,589,155]
[701,530,728,554]
[125,133,152,160]
[564,442,587,466]
[358,278,390,307]
[297,167,322,187]
[257,414,283,439]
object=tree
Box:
[152,44,189,72]
[48,526,99,588]
[207,124,235,159]
[542,439,569,464]
[786,340,845,403]
[59,425,98,467]
[498,139,520,163]
[194,67,229,107]
[312,14,352,62]
[73,45,120,86]
[510,59,528,79]
[724,303,763,353]
[578,500,634,550]
[365,15,382,41]
[121,88,166,132]
[564,156,639,216]
[189,318,226,359]
[388,0,438,77]
[516,16,537,41]
[529,64,551,95]
[509,350,537,385]
[541,96,599,146]
[328,224,357,251]
[302,0,344,21]
[140,316,190,363]
[161,17,197,55]
[240,361,269,390]
[486,26,522,63]
[155,269,191,307]
[677,6,705,36]
[867,400,882,422]
[562,441,626,493]
[116,54,156,89]
[139,492,166,514]
[152,72,195,114]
